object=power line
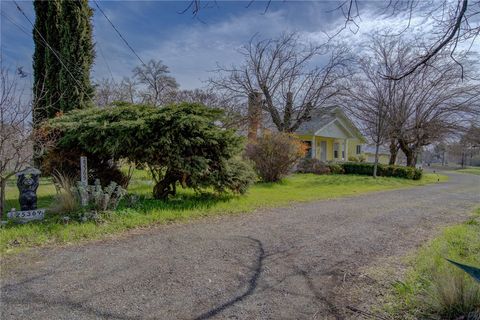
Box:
[96,41,115,81]
[92,0,147,68]
[12,0,93,103]
[1,10,31,37]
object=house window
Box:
[334,143,339,158]
[356,145,362,154]
[303,141,312,158]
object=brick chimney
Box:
[247,91,262,143]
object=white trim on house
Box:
[314,119,354,139]
[311,110,366,143]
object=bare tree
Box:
[94,76,139,106]
[388,49,480,166]
[343,34,479,168]
[341,36,397,177]
[94,78,119,107]
[133,59,178,106]
[333,0,480,79]
[210,33,351,132]
[116,77,138,104]
[0,66,56,219]
[167,88,248,130]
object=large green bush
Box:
[45,103,255,199]
[341,162,422,180]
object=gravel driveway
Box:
[1,172,479,320]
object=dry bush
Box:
[296,158,331,175]
[246,132,306,182]
[424,269,480,319]
[50,171,79,215]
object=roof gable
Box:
[315,119,352,139]
[295,107,366,142]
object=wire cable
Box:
[92,0,147,68]
[96,40,115,81]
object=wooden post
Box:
[312,137,317,159]
[80,156,88,206]
[344,139,348,161]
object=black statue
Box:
[16,168,41,211]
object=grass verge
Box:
[457,167,480,176]
[1,173,446,255]
[385,208,480,319]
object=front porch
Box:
[298,135,357,162]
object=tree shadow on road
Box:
[193,236,265,320]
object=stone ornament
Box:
[16,167,41,211]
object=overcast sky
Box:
[2,1,476,90]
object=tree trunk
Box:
[0,178,6,220]
[152,170,178,200]
[373,143,380,178]
[389,139,399,165]
[247,91,262,143]
[404,150,415,167]
[283,92,293,132]
[398,139,416,167]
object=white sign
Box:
[8,208,45,222]
[80,156,88,185]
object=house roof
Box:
[295,107,337,135]
[295,106,367,143]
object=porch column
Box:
[344,139,348,161]
[311,136,316,159]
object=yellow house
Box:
[363,145,391,164]
[295,107,368,162]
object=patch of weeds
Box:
[387,208,480,319]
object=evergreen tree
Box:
[33,0,94,126]
[58,0,94,113]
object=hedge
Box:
[296,158,347,175]
[340,162,422,180]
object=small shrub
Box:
[296,158,330,175]
[413,168,423,180]
[75,179,127,212]
[123,193,140,208]
[348,156,359,162]
[205,157,257,194]
[50,174,126,221]
[327,163,344,174]
[246,132,306,182]
[358,154,366,162]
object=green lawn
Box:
[386,208,480,319]
[457,167,480,175]
[1,172,447,254]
